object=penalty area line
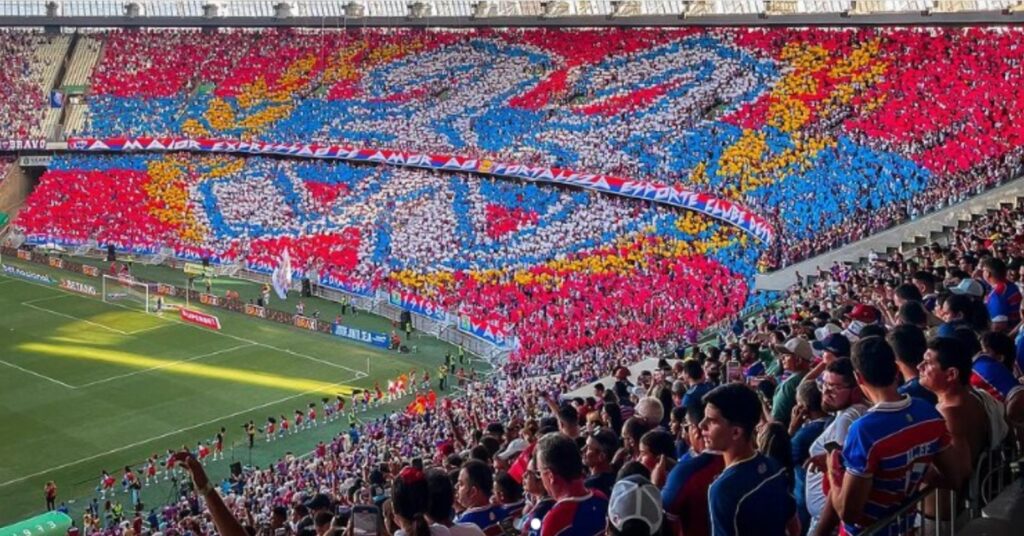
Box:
[0,359,77,389]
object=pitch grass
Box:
[0,257,486,526]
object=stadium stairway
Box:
[755,175,1024,291]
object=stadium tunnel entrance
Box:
[0,156,46,224]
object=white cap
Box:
[608,475,662,535]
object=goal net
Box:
[102,274,156,313]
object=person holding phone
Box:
[173,450,248,536]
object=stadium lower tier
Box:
[15,153,758,360]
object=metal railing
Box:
[860,441,1023,535]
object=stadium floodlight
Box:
[124,2,143,18]
[274,2,293,18]
[472,1,493,18]
[680,0,712,17]
[408,1,431,18]
[763,0,799,14]
[541,1,570,17]
[344,1,366,17]
[610,0,643,17]
[1009,0,1024,12]
[202,2,224,18]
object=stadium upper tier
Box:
[16,153,759,359]
[28,26,1014,268]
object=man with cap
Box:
[494,439,528,473]
[842,304,879,342]
[771,337,814,427]
[607,475,662,536]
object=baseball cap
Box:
[949,278,985,298]
[608,475,662,535]
[497,438,528,461]
[812,333,850,357]
[846,304,879,324]
[813,323,842,342]
[773,337,814,361]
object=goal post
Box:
[102,274,153,313]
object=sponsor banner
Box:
[180,308,222,330]
[16,249,31,261]
[156,283,177,296]
[60,278,98,296]
[183,262,214,277]
[244,303,266,318]
[458,314,511,349]
[199,293,220,306]
[82,264,100,277]
[0,139,46,151]
[48,257,64,269]
[66,136,773,243]
[331,323,390,349]
[2,264,55,285]
[18,155,52,167]
[388,290,448,322]
[293,315,317,331]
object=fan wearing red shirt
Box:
[536,433,608,536]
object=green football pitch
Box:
[0,256,484,525]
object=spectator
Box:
[607,475,663,536]
[662,399,724,536]
[828,336,964,535]
[701,384,798,536]
[582,429,617,499]
[788,382,827,535]
[680,360,714,408]
[425,469,485,536]
[887,324,937,404]
[804,358,866,536]
[534,433,608,536]
[455,460,504,536]
[771,337,814,427]
[982,257,1022,332]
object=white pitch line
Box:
[0,371,362,489]
[22,294,72,305]
[5,264,371,380]
[73,343,256,389]
[0,359,76,389]
[21,301,129,335]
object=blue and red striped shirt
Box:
[539,492,608,536]
[841,396,951,535]
[971,354,1022,403]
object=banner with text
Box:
[388,290,449,322]
[180,308,222,330]
[331,323,390,349]
[458,314,512,349]
[2,264,54,285]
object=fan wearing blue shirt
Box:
[680,360,714,408]
[701,383,799,536]
[887,324,938,405]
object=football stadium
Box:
[2,1,1024,535]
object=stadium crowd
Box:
[67,27,1024,269]
[69,196,1024,536]
[16,154,759,361]
[0,31,54,140]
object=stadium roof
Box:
[2,0,1022,20]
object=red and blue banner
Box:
[457,314,512,350]
[388,289,449,322]
[65,136,774,244]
